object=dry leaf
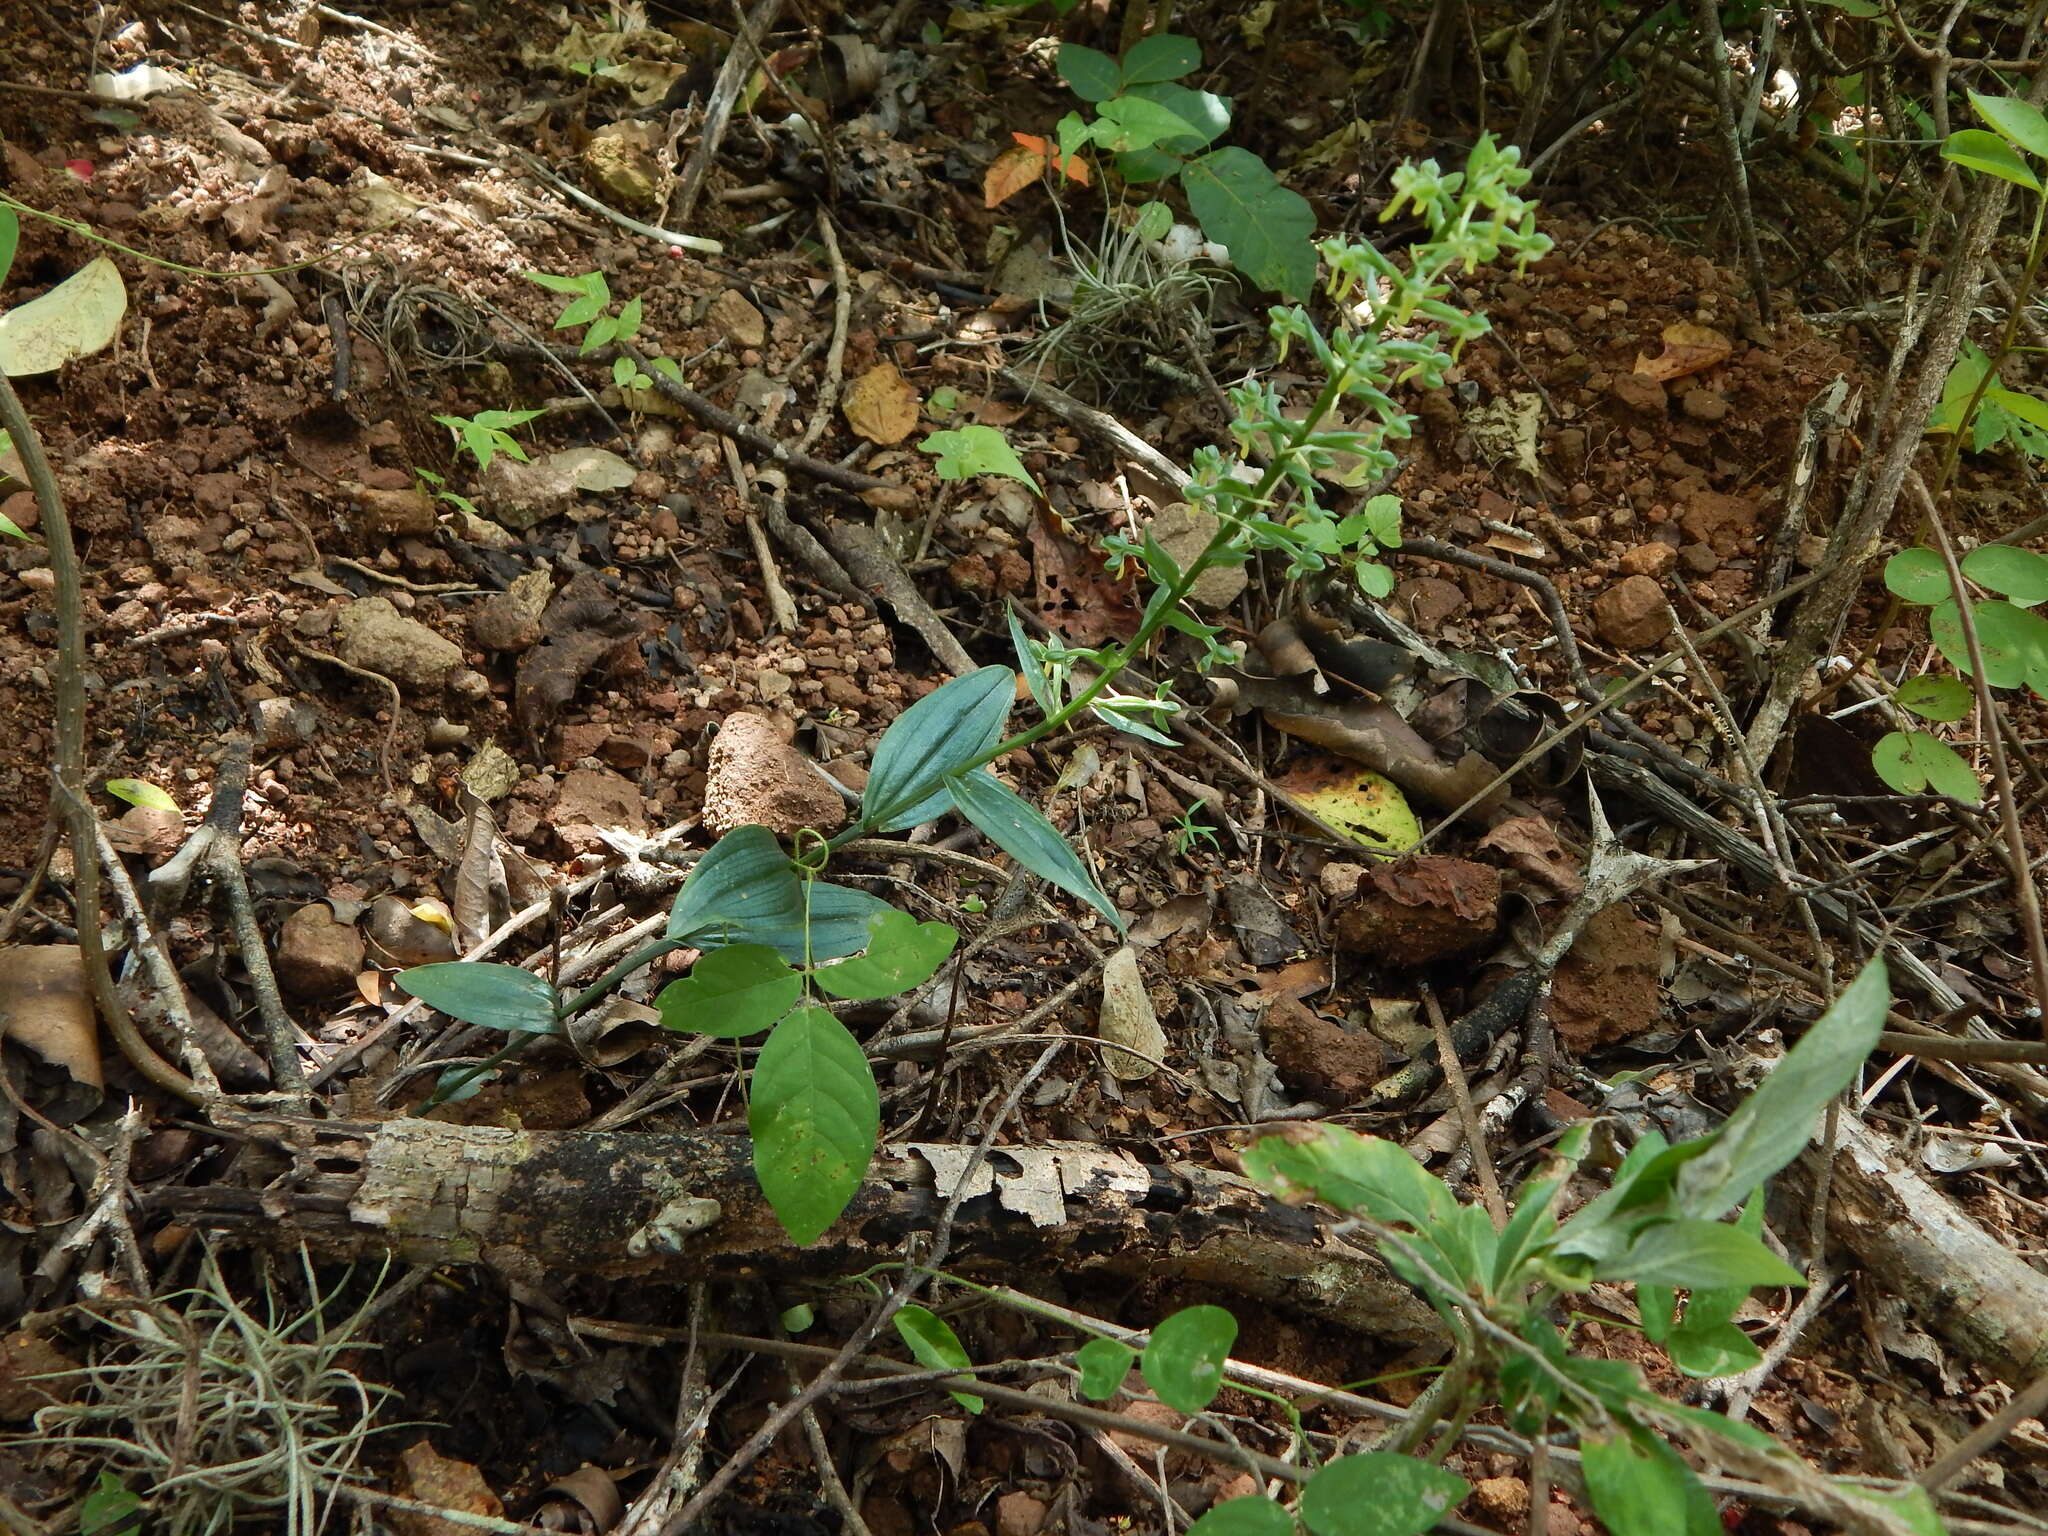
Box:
[843,362,920,444]
[1632,320,1732,383]
[392,1441,503,1536]
[0,946,101,1089]
[1098,946,1166,1080]
[983,144,1045,208]
[1030,510,1140,645]
[1011,132,1089,185]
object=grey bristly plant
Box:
[396,135,1552,1248]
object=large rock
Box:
[334,597,463,692]
[480,448,635,532]
[1591,574,1673,651]
[275,904,365,997]
[701,713,847,836]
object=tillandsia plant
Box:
[1871,88,2048,802]
[890,962,1942,1536]
[398,138,1549,1246]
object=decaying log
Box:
[154,1118,1448,1349]
[1794,1115,2048,1390]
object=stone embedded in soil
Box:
[479,447,634,531]
[1679,489,1758,555]
[471,569,551,654]
[709,288,767,349]
[1148,502,1248,610]
[251,695,320,749]
[701,712,846,836]
[349,484,437,537]
[996,1493,1048,1536]
[1333,856,1500,967]
[1681,387,1729,422]
[334,596,464,692]
[581,120,662,210]
[1261,994,1383,1101]
[1591,574,1673,650]
[1608,372,1667,417]
[275,903,366,997]
[554,767,647,850]
[1549,904,1663,1053]
[1617,542,1676,578]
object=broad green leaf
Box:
[1134,200,1174,242]
[1638,1282,1677,1344]
[1930,598,2048,688]
[1182,147,1318,299]
[1989,385,2048,435]
[104,777,178,812]
[1119,32,1201,86]
[750,1006,879,1245]
[656,944,803,1037]
[1893,674,1973,722]
[1608,1219,1806,1290]
[944,768,1122,929]
[1122,82,1229,151]
[1298,1453,1468,1536]
[401,961,560,1034]
[1957,548,2048,606]
[1840,1483,1945,1536]
[613,355,638,388]
[1673,957,1888,1221]
[781,1303,815,1332]
[1093,94,1203,154]
[1075,1337,1136,1399]
[921,424,1038,490]
[1942,128,2040,189]
[1184,1496,1296,1536]
[1244,1126,1455,1230]
[1970,89,2048,160]
[557,272,612,327]
[1882,547,1947,604]
[1873,730,1981,802]
[894,1304,984,1413]
[1581,1433,1719,1536]
[1666,1317,1762,1377]
[1927,342,1992,436]
[0,207,17,289]
[79,1472,144,1536]
[1141,1304,1235,1412]
[667,826,888,959]
[0,255,128,376]
[861,665,1016,832]
[1057,43,1122,102]
[1116,146,1186,184]
[1490,1174,1562,1291]
[813,908,959,1000]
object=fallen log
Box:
[154,1117,1449,1349]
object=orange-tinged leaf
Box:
[1012,132,1090,186]
[984,144,1046,208]
[1632,320,1733,383]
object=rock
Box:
[708,289,767,350]
[556,766,646,838]
[425,717,470,749]
[1148,503,1247,610]
[1679,489,1757,555]
[1098,945,1167,1081]
[1549,904,1662,1053]
[471,570,552,653]
[251,695,320,749]
[1473,1477,1531,1522]
[1591,574,1672,650]
[366,895,457,968]
[701,712,846,836]
[1394,574,1466,629]
[1608,372,1667,417]
[1,490,37,533]
[334,597,464,692]
[995,1494,1047,1536]
[275,904,365,997]
[1679,542,1720,575]
[1680,388,1729,421]
[1333,856,1500,966]
[581,120,662,210]
[351,484,437,536]
[1616,542,1675,579]
[479,448,635,531]
[1261,995,1382,1100]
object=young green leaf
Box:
[1074,1337,1136,1399]
[1009,608,1060,718]
[781,1303,815,1332]
[1056,43,1122,102]
[656,944,803,1037]
[1093,94,1201,154]
[1961,543,2048,606]
[1580,1432,1720,1536]
[1141,1304,1235,1412]
[1873,729,1980,801]
[1893,674,1973,723]
[401,961,561,1034]
[0,207,18,290]
[1134,200,1175,242]
[104,778,178,812]
[1181,147,1318,299]
[944,768,1122,929]
[1244,1126,1456,1230]
[1988,384,2048,436]
[1665,1317,1761,1378]
[1298,1452,1469,1536]
[813,908,959,1000]
[750,1005,879,1245]
[920,424,1039,491]
[1672,957,1889,1221]
[1607,1218,1806,1290]
[1970,89,2048,160]
[613,355,639,388]
[1118,32,1200,86]
[525,270,594,294]
[557,272,613,328]
[860,665,1016,832]
[1942,128,2041,189]
[1183,1496,1296,1536]
[894,1304,984,1413]
[1882,547,1948,605]
[79,1472,144,1536]
[1120,83,1229,152]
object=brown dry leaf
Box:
[1098,946,1166,1081]
[983,144,1045,208]
[1476,814,1583,897]
[393,1441,503,1536]
[1632,320,1732,383]
[842,362,920,444]
[0,945,101,1090]
[1030,510,1140,645]
[1012,131,1089,184]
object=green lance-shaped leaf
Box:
[401,961,560,1034]
[893,1305,984,1413]
[750,1005,880,1245]
[860,665,1016,833]
[944,767,1122,929]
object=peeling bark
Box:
[155,1118,1449,1348]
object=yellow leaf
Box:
[843,362,921,445]
[984,144,1046,208]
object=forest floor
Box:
[2,3,2047,1535]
